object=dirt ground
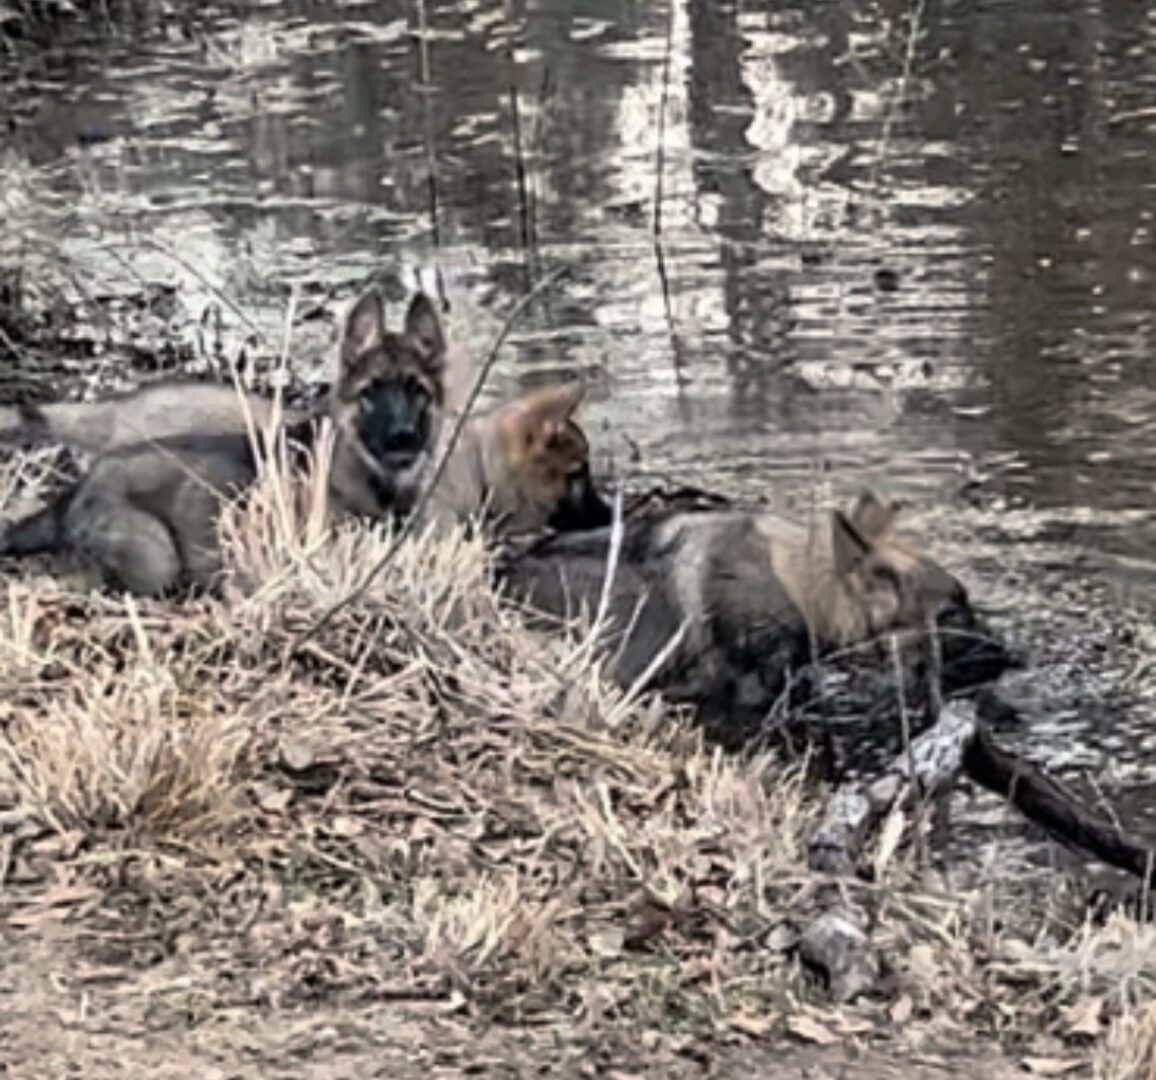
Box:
[0,901,1080,1080]
[0,940,1031,1080]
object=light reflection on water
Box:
[3,0,1156,876]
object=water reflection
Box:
[3,0,1156,865]
[5,0,1155,525]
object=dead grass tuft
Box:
[2,652,250,839]
[0,585,252,839]
[1098,998,1156,1080]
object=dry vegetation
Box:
[3,0,1156,1068]
[0,420,1153,1078]
[1098,1000,1156,1080]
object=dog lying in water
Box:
[497,489,1014,751]
[0,288,611,596]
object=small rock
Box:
[253,782,292,813]
[589,926,625,960]
[278,737,316,772]
[798,911,880,1003]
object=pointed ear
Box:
[495,383,584,453]
[552,380,585,419]
[403,293,446,363]
[522,382,586,422]
[850,488,902,540]
[832,510,873,577]
[341,288,386,371]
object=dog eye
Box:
[869,566,901,591]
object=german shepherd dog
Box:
[497,490,1013,750]
[0,288,456,595]
[419,381,612,537]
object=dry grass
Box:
[0,410,1153,1071]
[0,612,250,838]
[1098,999,1156,1080]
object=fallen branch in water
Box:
[800,696,1156,1000]
[807,698,977,875]
[808,698,1156,884]
[964,722,1156,889]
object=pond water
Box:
[3,0,1155,892]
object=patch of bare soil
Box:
[0,935,1031,1080]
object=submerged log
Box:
[964,724,1156,886]
[800,697,1156,1001]
[808,700,978,874]
[807,698,1156,884]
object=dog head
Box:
[490,381,612,534]
[332,289,449,479]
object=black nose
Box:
[360,382,429,458]
[934,599,1017,694]
[547,471,613,533]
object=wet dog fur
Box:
[497,490,1013,750]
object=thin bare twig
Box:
[503,0,536,289]
[414,0,448,311]
[652,0,684,382]
[866,0,928,195]
[556,484,624,679]
[608,617,691,724]
[0,322,32,367]
[583,486,625,653]
[890,632,927,869]
[821,0,927,361]
[289,267,569,653]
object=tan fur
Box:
[423,382,597,535]
[497,486,1001,753]
[762,492,957,645]
[331,291,446,409]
